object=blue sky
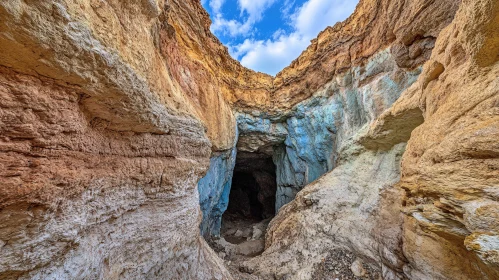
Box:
[201,0,359,76]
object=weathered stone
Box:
[198,147,237,237]
[0,0,497,279]
[241,0,499,279]
[350,258,368,278]
[242,142,407,279]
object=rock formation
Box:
[0,0,232,278]
[0,0,497,279]
[243,0,499,279]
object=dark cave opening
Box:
[225,152,277,221]
[221,152,277,245]
[228,171,265,219]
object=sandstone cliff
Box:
[244,0,499,279]
[0,0,497,279]
[0,0,230,278]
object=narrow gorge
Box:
[0,0,498,279]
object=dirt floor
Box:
[312,250,381,280]
[207,213,270,279]
[208,213,381,280]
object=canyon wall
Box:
[0,0,498,279]
[0,0,235,278]
[232,0,461,214]
[243,0,499,279]
[237,49,421,211]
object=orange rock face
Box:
[0,1,229,279]
[0,0,497,279]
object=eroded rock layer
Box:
[0,0,498,279]
[0,66,230,279]
[244,0,499,279]
[0,0,231,279]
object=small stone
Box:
[252,228,263,240]
[242,228,252,238]
[218,252,226,259]
[350,258,367,277]
[234,229,244,237]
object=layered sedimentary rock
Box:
[0,66,231,279]
[238,49,421,211]
[396,0,499,276]
[0,0,233,278]
[231,0,460,213]
[0,0,498,279]
[244,0,499,279]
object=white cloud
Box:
[281,0,296,20]
[209,0,277,38]
[294,0,356,36]
[211,14,253,37]
[238,0,277,21]
[230,0,358,75]
[229,39,260,58]
[233,34,310,75]
[272,28,286,40]
[209,0,226,14]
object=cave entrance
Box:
[221,152,277,245]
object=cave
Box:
[225,152,277,221]
[221,152,277,244]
